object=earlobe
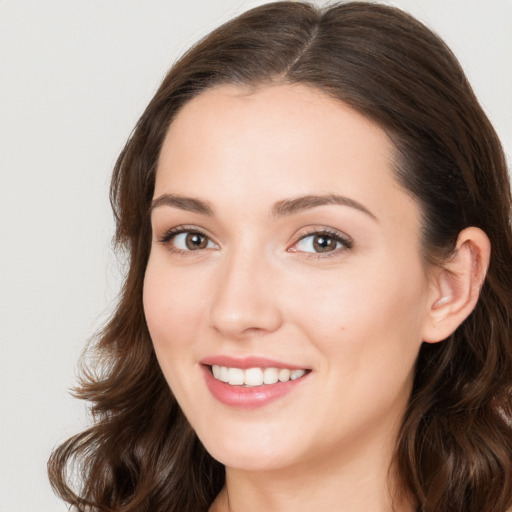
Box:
[422,227,491,344]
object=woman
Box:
[48,2,512,511]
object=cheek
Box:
[142,256,214,410]
[286,255,428,362]
[142,256,206,362]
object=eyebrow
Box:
[150,193,377,221]
[150,194,214,216]
[271,194,377,221]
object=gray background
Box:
[1,0,511,510]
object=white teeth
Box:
[228,367,245,385]
[218,365,229,383]
[290,369,306,380]
[278,368,291,382]
[263,367,279,384]
[210,365,307,386]
[245,367,264,386]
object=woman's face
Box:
[144,84,435,472]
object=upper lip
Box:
[200,355,308,370]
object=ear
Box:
[422,227,491,343]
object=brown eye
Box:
[160,230,219,252]
[185,232,208,250]
[312,234,338,252]
[292,230,352,255]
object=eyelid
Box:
[156,224,352,257]
[157,225,219,253]
[288,226,353,257]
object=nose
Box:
[208,249,283,339]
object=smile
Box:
[211,365,307,387]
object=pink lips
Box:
[200,355,306,370]
[199,356,310,409]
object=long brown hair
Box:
[48,2,512,511]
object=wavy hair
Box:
[48,2,512,511]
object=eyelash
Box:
[291,228,353,259]
[158,225,216,255]
[157,225,353,258]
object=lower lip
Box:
[202,366,309,409]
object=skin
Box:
[143,84,487,512]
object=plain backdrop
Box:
[0,1,511,510]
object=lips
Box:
[200,356,310,408]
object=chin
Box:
[198,430,298,472]
[210,450,291,472]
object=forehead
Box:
[158,84,392,180]
[162,83,391,157]
[154,83,416,227]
